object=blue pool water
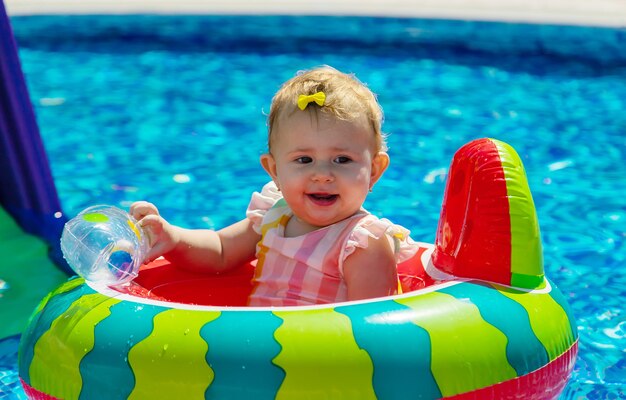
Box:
[2,15,625,399]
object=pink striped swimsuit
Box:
[246,182,417,307]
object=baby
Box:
[131,66,416,306]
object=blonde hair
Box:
[267,66,386,152]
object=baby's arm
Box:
[343,235,398,301]
[130,201,260,274]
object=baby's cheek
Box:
[355,166,372,182]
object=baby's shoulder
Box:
[342,214,417,265]
[246,181,285,233]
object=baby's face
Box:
[263,111,387,230]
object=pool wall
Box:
[9,14,626,66]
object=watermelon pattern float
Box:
[19,138,578,399]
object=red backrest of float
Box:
[133,259,255,306]
[432,138,512,285]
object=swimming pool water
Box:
[2,15,625,399]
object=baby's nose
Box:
[311,163,334,182]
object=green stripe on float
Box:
[546,280,578,341]
[31,277,85,318]
[493,139,544,287]
[496,285,576,360]
[29,293,121,400]
[336,300,442,399]
[396,292,516,397]
[438,282,549,376]
[19,279,89,386]
[273,308,376,399]
[128,309,219,400]
[511,272,546,289]
[78,301,166,400]
[201,310,285,399]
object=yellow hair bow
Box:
[297,91,326,110]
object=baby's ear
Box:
[370,152,390,184]
[260,153,279,182]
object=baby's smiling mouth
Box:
[307,193,338,205]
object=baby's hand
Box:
[130,201,160,221]
[130,201,178,262]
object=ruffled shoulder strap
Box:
[339,215,418,275]
[245,181,283,234]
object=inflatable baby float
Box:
[18,138,578,399]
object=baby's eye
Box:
[295,156,313,164]
[334,156,352,164]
